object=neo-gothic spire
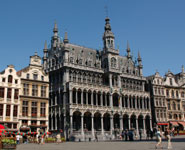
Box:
[63,32,69,44]
[52,22,58,48]
[53,21,58,33]
[138,51,141,62]
[103,17,115,50]
[182,65,184,73]
[126,41,131,59]
[44,40,47,50]
[105,17,111,31]
[43,40,48,58]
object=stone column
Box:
[136,118,139,136]
[119,95,122,109]
[70,115,73,135]
[55,113,58,130]
[128,117,131,130]
[109,74,112,87]
[75,91,78,104]
[143,118,146,136]
[96,93,98,106]
[110,94,113,109]
[81,91,83,105]
[105,94,107,107]
[86,92,88,105]
[91,92,93,106]
[69,90,72,104]
[101,116,104,135]
[118,75,121,88]
[110,114,114,136]
[120,116,123,131]
[150,119,152,130]
[91,115,95,139]
[51,113,54,130]
[127,96,130,108]
[81,114,84,137]
[101,92,103,106]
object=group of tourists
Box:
[155,127,173,149]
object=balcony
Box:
[31,114,37,118]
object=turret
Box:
[126,41,131,59]
[63,32,69,44]
[137,51,143,76]
[103,17,115,50]
[43,41,48,69]
[52,22,58,48]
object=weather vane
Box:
[104,5,109,17]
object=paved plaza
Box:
[16,135,185,150]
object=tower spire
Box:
[44,40,47,50]
[53,21,58,33]
[126,41,131,59]
[63,32,69,44]
[52,21,58,48]
[137,50,143,76]
[182,65,184,73]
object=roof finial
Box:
[182,65,184,73]
[53,21,58,33]
[34,52,38,56]
[63,32,69,44]
[138,51,141,61]
[127,40,130,52]
[44,40,47,50]
[104,5,109,18]
[126,41,131,59]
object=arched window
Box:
[176,91,179,98]
[8,75,13,83]
[173,102,176,110]
[111,57,116,68]
[181,92,184,98]
[171,90,174,98]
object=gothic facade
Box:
[44,17,152,140]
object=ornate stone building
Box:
[147,66,185,131]
[0,65,21,132]
[147,72,167,130]
[17,53,49,133]
[44,17,152,140]
[163,67,185,130]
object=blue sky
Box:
[0,0,185,76]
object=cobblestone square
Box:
[16,135,185,150]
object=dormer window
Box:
[111,57,116,68]
[26,74,30,79]
[41,76,44,81]
[170,78,173,86]
[33,74,38,80]
[8,75,13,83]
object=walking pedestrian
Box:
[165,127,172,149]
[155,127,163,149]
[139,129,142,141]
[16,134,20,144]
[56,133,61,144]
[124,129,128,141]
[95,132,98,142]
[150,129,153,140]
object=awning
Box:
[0,124,5,129]
[157,123,169,126]
[178,122,185,127]
[170,122,179,126]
